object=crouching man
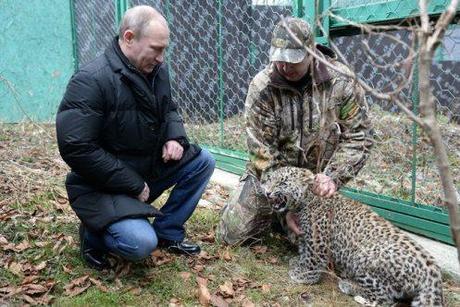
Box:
[56,5,215,270]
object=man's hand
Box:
[312,173,337,198]
[162,140,184,162]
[137,182,150,202]
[286,211,303,235]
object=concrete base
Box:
[404,231,459,280]
[209,168,460,280]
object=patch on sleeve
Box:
[339,100,360,120]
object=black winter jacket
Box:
[56,37,201,231]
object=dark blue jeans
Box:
[84,149,215,261]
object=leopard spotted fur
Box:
[263,167,444,306]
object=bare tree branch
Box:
[417,0,460,264]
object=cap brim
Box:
[269,46,307,63]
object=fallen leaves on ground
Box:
[64,275,91,297]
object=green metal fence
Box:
[70,0,459,244]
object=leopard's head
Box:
[262,167,315,212]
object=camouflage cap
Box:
[269,17,313,64]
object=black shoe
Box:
[79,223,111,270]
[158,239,201,255]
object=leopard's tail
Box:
[411,263,444,307]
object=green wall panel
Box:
[0,0,74,122]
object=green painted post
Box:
[320,0,330,45]
[292,0,304,18]
[115,0,129,27]
[411,43,419,206]
[304,0,315,26]
[69,0,79,71]
[303,0,329,46]
[217,0,224,147]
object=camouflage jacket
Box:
[245,45,374,189]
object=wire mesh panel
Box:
[73,0,117,67]
[129,0,293,151]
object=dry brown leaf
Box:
[52,238,64,254]
[114,278,123,289]
[196,276,208,286]
[21,276,40,285]
[232,277,250,288]
[1,243,16,251]
[300,291,312,304]
[261,284,271,293]
[65,283,91,297]
[198,284,211,306]
[151,249,164,257]
[210,294,229,307]
[221,250,232,261]
[34,261,47,271]
[192,264,204,273]
[0,208,17,221]
[8,262,23,277]
[22,283,48,295]
[179,271,192,281]
[150,250,174,266]
[34,241,48,248]
[126,287,142,295]
[89,277,108,292]
[35,293,53,305]
[241,299,256,307]
[64,275,89,291]
[62,264,72,273]
[0,286,19,297]
[200,232,215,243]
[115,262,131,278]
[198,251,213,260]
[22,294,38,305]
[15,240,31,252]
[0,235,8,245]
[251,245,268,254]
[219,281,234,298]
[169,298,183,307]
[267,256,278,264]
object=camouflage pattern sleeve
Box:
[323,78,374,188]
[244,78,281,178]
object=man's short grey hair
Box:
[118,5,166,39]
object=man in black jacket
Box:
[56,5,215,270]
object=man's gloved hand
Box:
[162,140,184,162]
[312,173,336,198]
[286,211,304,235]
[137,182,150,202]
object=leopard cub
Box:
[263,167,444,306]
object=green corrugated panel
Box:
[372,207,453,245]
[204,146,454,245]
[203,145,248,176]
[329,0,458,28]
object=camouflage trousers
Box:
[216,174,297,245]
